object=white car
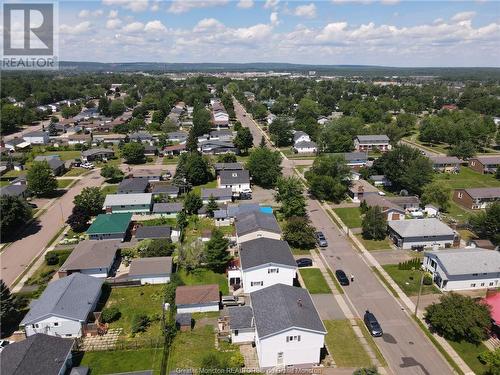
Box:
[241,188,252,194]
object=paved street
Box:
[0,169,104,287]
[2,119,50,142]
[234,99,454,375]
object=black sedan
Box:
[335,270,350,286]
[296,258,313,268]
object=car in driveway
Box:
[221,295,245,307]
[335,270,350,286]
[296,258,313,268]
[364,310,383,337]
[315,231,328,247]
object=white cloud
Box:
[194,18,225,32]
[150,1,160,11]
[270,12,279,25]
[381,0,400,4]
[237,0,254,9]
[102,0,149,12]
[264,0,279,9]
[451,11,476,22]
[108,10,118,18]
[106,18,122,29]
[144,20,167,33]
[78,10,90,18]
[294,3,316,18]
[168,0,228,14]
[60,21,91,35]
[122,21,145,32]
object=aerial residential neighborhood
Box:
[1,1,500,375]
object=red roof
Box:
[164,144,186,152]
[484,292,500,325]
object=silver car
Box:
[315,231,328,247]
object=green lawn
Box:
[63,167,87,177]
[323,320,372,367]
[163,156,180,165]
[105,285,165,340]
[183,216,232,244]
[80,348,162,375]
[382,265,440,296]
[443,200,475,224]
[333,207,363,228]
[57,179,74,189]
[299,268,331,294]
[2,169,24,178]
[292,247,312,256]
[35,150,81,161]
[167,325,239,372]
[177,268,229,295]
[101,184,118,195]
[192,180,217,195]
[434,167,500,189]
[355,235,392,251]
[0,180,10,187]
[447,340,489,375]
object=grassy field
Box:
[105,285,165,340]
[323,320,372,367]
[177,268,229,295]
[80,348,162,375]
[447,340,489,375]
[167,325,239,371]
[101,184,118,195]
[333,207,363,228]
[2,169,24,178]
[299,268,331,294]
[63,167,87,177]
[443,201,475,224]
[434,167,500,189]
[382,265,440,296]
[57,179,74,189]
[192,180,217,195]
[355,235,392,251]
[35,150,81,161]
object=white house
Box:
[387,218,457,250]
[228,238,297,293]
[175,284,220,314]
[235,211,282,244]
[218,169,251,195]
[23,131,50,145]
[201,187,233,204]
[103,193,153,214]
[227,306,255,344]
[293,131,311,144]
[267,113,277,125]
[293,140,318,154]
[246,284,326,368]
[128,256,173,285]
[423,248,500,291]
[20,273,103,338]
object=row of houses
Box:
[428,155,500,174]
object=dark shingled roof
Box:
[214,162,243,171]
[219,169,250,185]
[235,211,281,237]
[239,238,296,270]
[250,284,326,338]
[228,306,254,330]
[175,284,219,305]
[60,240,120,273]
[117,177,149,194]
[0,184,27,197]
[135,225,171,240]
[201,187,233,200]
[129,256,173,277]
[175,313,192,326]
[1,334,74,375]
[152,203,183,214]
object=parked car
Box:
[296,258,313,268]
[335,269,350,286]
[364,310,383,337]
[239,192,252,200]
[315,231,328,247]
[241,187,252,194]
[221,295,245,307]
[0,340,11,352]
[81,162,94,169]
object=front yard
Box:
[79,348,162,375]
[100,184,118,195]
[355,234,393,251]
[382,264,441,296]
[447,339,490,375]
[434,167,500,189]
[299,268,331,294]
[63,167,87,177]
[57,179,74,189]
[333,207,362,228]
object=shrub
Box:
[45,252,59,265]
[100,306,121,323]
[131,314,150,334]
[398,258,421,270]
[423,273,433,285]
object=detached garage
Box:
[175,284,220,314]
[128,256,173,285]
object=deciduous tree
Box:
[122,142,145,164]
[246,146,282,188]
[27,161,57,197]
[283,216,316,249]
[362,206,387,241]
[73,187,104,216]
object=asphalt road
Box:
[0,170,104,287]
[2,118,51,142]
[234,99,453,375]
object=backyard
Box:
[299,268,331,294]
[382,264,441,296]
[34,149,81,161]
[192,180,217,195]
[434,167,500,189]
[333,207,362,228]
[177,268,229,295]
[79,348,162,375]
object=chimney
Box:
[297,299,302,307]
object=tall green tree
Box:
[0,196,33,239]
[204,229,230,272]
[269,118,293,147]
[73,187,104,216]
[283,216,316,249]
[275,177,306,218]
[100,165,124,182]
[421,182,451,212]
[234,127,253,154]
[0,280,17,335]
[192,105,211,136]
[478,349,500,375]
[305,154,351,202]
[109,99,126,117]
[469,202,500,245]
[27,161,57,197]
[246,146,282,188]
[186,129,199,153]
[98,96,110,116]
[362,206,387,240]
[122,142,145,164]
[206,196,219,218]
[184,191,203,215]
[66,205,90,232]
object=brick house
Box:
[453,187,500,210]
[468,156,500,174]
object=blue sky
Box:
[53,0,500,66]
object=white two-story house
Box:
[218,169,251,195]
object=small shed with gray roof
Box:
[152,202,183,217]
[227,306,254,343]
[129,256,173,285]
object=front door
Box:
[277,352,284,366]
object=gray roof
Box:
[370,174,387,181]
[343,152,368,162]
[250,284,326,338]
[129,131,153,140]
[176,313,192,326]
[386,195,420,205]
[129,256,173,277]
[152,184,179,195]
[294,141,317,149]
[240,238,296,270]
[219,169,250,185]
[227,203,260,218]
[425,248,500,275]
[81,148,114,157]
[463,187,500,199]
[34,156,64,171]
[60,240,120,272]
[152,202,183,214]
[235,211,281,237]
[210,129,233,137]
[21,273,103,324]
[472,156,500,165]
[117,178,149,194]
[167,131,188,139]
[0,184,27,197]
[214,162,243,171]
[388,218,455,238]
[201,187,233,200]
[70,367,90,375]
[214,209,228,219]
[228,306,254,330]
[135,225,171,240]
[1,334,74,375]
[363,195,405,213]
[293,131,309,142]
[355,134,390,143]
[24,131,48,138]
[104,193,152,207]
[429,156,462,164]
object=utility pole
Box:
[414,272,425,316]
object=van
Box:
[221,295,245,307]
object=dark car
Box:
[335,270,350,286]
[296,258,313,268]
[364,310,383,337]
[315,231,328,247]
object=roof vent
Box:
[297,299,303,307]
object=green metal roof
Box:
[86,213,132,235]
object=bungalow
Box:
[429,156,462,173]
[228,238,297,293]
[34,156,65,176]
[117,177,149,194]
[151,184,179,198]
[81,148,114,162]
[129,131,155,145]
[175,284,220,314]
[144,144,158,157]
[86,213,132,241]
[163,143,186,156]
[129,256,173,285]
[246,284,326,368]
[214,162,243,174]
[363,195,406,221]
[0,334,75,375]
[293,141,318,154]
[167,131,188,143]
[23,131,50,145]
[92,134,126,144]
[20,273,103,338]
[218,169,251,194]
[371,175,392,187]
[199,140,237,154]
[386,195,420,210]
[388,218,457,250]
[67,133,91,145]
[103,193,153,214]
[293,131,311,144]
[0,184,28,198]
[342,152,368,169]
[453,187,500,210]
[152,203,183,218]
[58,240,121,278]
[201,187,233,204]
[3,137,30,151]
[354,135,391,152]
[132,170,162,182]
[235,211,282,244]
[468,156,500,174]
[206,129,234,142]
[348,180,380,203]
[423,248,500,291]
[135,225,174,241]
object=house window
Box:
[490,282,494,286]
[54,322,59,326]
[472,273,478,276]
[234,330,239,336]
[471,283,476,287]
[251,281,263,287]
[286,335,301,342]
[481,283,485,287]
[32,324,39,328]
[268,268,279,274]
